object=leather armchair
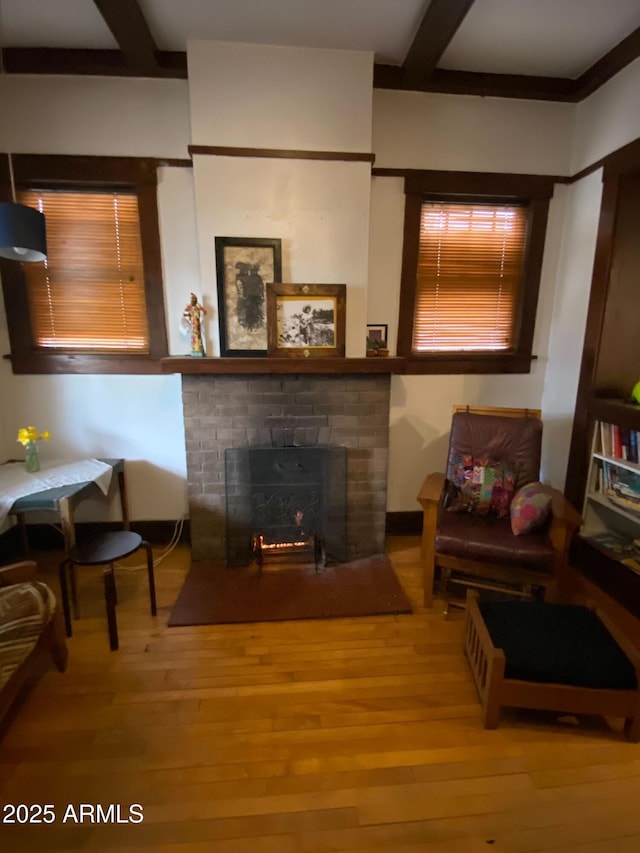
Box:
[417,408,582,610]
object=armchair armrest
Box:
[547,488,582,601]
[417,472,446,508]
[0,561,38,586]
[417,472,446,607]
[549,488,582,529]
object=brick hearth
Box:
[181,373,390,562]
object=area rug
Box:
[167,553,412,626]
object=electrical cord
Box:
[116,516,187,571]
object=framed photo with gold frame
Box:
[266,283,346,358]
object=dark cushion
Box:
[447,412,542,492]
[479,600,638,690]
[436,510,554,568]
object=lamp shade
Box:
[0,202,47,262]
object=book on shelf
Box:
[583,531,640,573]
[597,421,640,464]
[613,423,623,459]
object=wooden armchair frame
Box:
[417,406,582,608]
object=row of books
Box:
[583,531,640,574]
[598,421,640,464]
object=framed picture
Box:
[366,324,388,344]
[267,283,346,358]
[215,237,282,356]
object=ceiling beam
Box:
[574,24,640,100]
[374,64,577,102]
[2,47,187,78]
[402,0,476,87]
[92,0,160,75]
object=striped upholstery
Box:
[0,582,56,691]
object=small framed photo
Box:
[366,324,388,344]
[267,283,346,358]
[215,237,282,356]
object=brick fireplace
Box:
[180,371,391,562]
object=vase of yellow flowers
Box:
[17,425,50,473]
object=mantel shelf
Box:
[160,356,407,375]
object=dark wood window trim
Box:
[397,170,553,374]
[188,145,375,164]
[0,154,168,375]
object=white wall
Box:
[371,74,639,506]
[192,156,372,356]
[188,41,373,152]
[370,91,575,506]
[571,58,640,173]
[537,57,640,494]
[372,89,574,174]
[0,76,193,530]
[539,172,604,488]
[187,42,374,357]
[0,47,638,527]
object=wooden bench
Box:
[464,590,640,740]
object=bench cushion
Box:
[479,600,638,690]
[0,581,55,691]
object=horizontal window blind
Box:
[412,201,528,353]
[18,189,149,352]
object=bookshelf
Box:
[565,141,640,615]
[581,420,640,576]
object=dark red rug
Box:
[167,553,412,626]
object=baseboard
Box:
[1,512,418,563]
[386,511,422,536]
[0,519,191,560]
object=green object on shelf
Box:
[632,380,640,405]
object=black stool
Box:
[59,531,157,651]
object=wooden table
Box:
[8,459,128,555]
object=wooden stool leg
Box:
[103,563,119,651]
[58,558,73,638]
[142,540,157,616]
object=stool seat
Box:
[59,530,157,651]
[68,531,145,565]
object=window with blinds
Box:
[412,201,529,353]
[18,189,149,352]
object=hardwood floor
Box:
[2,536,640,852]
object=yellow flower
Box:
[17,426,51,446]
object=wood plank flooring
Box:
[2,536,640,852]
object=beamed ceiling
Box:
[1,0,640,102]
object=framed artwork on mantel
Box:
[215,236,282,356]
[266,283,346,358]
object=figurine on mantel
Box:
[183,292,207,357]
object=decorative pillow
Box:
[446,455,515,518]
[510,481,552,535]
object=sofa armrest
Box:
[0,561,38,586]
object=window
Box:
[0,155,168,374]
[397,171,555,373]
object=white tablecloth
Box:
[0,458,113,528]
